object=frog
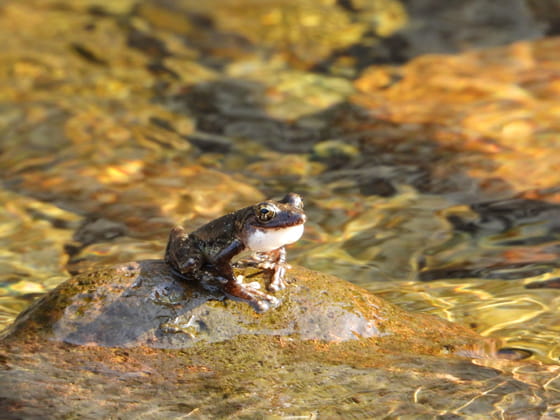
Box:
[164,193,306,312]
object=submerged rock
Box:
[1,260,491,356]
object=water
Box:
[1,0,560,392]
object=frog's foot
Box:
[223,275,281,313]
[251,294,281,313]
[268,262,291,292]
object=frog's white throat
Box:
[245,224,304,252]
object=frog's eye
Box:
[255,203,276,223]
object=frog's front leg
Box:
[264,247,289,292]
[241,247,290,292]
[212,240,281,313]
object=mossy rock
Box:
[2,260,494,357]
[2,261,556,418]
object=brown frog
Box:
[165,193,306,312]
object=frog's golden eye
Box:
[255,203,276,223]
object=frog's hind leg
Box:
[165,226,202,275]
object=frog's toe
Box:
[268,280,286,292]
[268,295,281,308]
[268,265,288,291]
[252,295,281,313]
[246,281,261,290]
[253,301,269,313]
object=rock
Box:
[1,260,491,356]
[2,261,559,418]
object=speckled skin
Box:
[165,193,306,312]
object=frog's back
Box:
[189,210,247,258]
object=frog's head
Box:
[243,193,306,252]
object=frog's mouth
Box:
[245,223,305,252]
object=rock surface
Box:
[2,260,490,356]
[1,262,559,418]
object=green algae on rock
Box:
[1,260,495,358]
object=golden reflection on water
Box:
[299,233,560,366]
[365,274,560,364]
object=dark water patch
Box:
[336,0,360,13]
[525,278,560,289]
[495,235,560,247]
[311,30,411,75]
[127,29,171,58]
[25,207,77,230]
[72,218,128,247]
[167,79,321,153]
[149,116,175,132]
[146,61,180,79]
[497,347,533,361]
[471,198,560,221]
[448,198,560,235]
[70,43,108,65]
[86,5,112,17]
[447,214,481,234]
[419,263,556,282]
[358,177,397,197]
[184,131,232,153]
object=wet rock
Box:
[1,260,491,355]
[1,261,558,419]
